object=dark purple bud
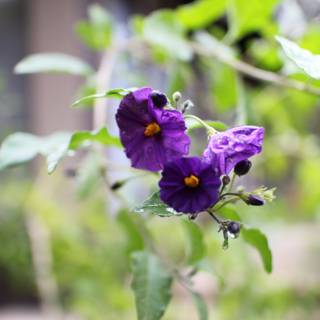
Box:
[222,175,231,185]
[227,221,241,235]
[234,160,252,176]
[247,194,265,206]
[110,180,125,191]
[150,91,167,108]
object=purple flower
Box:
[203,126,264,175]
[159,157,221,213]
[116,87,190,172]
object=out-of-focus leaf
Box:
[143,10,192,61]
[0,127,118,174]
[131,15,145,36]
[228,0,278,39]
[177,0,226,30]
[131,251,173,320]
[75,4,112,50]
[14,53,93,76]
[117,210,144,253]
[183,220,206,265]
[242,227,272,273]
[0,132,72,174]
[218,205,241,221]
[72,88,135,107]
[276,35,320,80]
[186,118,228,132]
[210,62,237,112]
[191,291,209,320]
[40,132,73,174]
[69,127,121,150]
[76,153,105,199]
[134,191,183,217]
[0,133,41,170]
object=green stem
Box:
[228,172,236,192]
[184,114,217,135]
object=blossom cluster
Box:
[116,87,265,215]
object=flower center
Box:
[144,122,161,137]
[184,175,200,188]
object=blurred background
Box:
[2,0,320,319]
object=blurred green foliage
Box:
[2,0,320,319]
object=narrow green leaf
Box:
[72,87,135,107]
[134,191,183,217]
[183,220,206,265]
[177,0,226,30]
[69,127,121,150]
[131,251,173,320]
[143,10,192,61]
[14,53,93,76]
[276,35,320,80]
[242,227,272,273]
[191,291,208,320]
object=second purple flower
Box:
[203,126,264,176]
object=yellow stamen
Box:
[144,122,161,137]
[184,175,200,188]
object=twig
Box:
[191,41,320,96]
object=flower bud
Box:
[172,91,182,103]
[222,175,231,186]
[182,99,194,113]
[110,180,125,191]
[227,221,241,235]
[150,91,167,108]
[247,194,265,206]
[234,159,252,176]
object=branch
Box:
[191,39,320,96]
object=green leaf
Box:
[0,132,72,174]
[75,4,112,50]
[72,88,135,107]
[143,10,192,61]
[131,251,173,320]
[276,35,320,80]
[76,153,105,199]
[0,133,41,170]
[210,62,237,112]
[217,205,241,221]
[183,220,206,265]
[69,127,121,150]
[14,53,93,76]
[228,0,278,40]
[134,191,183,217]
[186,118,228,132]
[242,227,272,273]
[191,291,208,320]
[177,0,226,30]
[40,132,73,174]
[117,210,145,253]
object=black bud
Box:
[150,91,167,108]
[222,175,231,185]
[247,194,265,206]
[227,221,241,235]
[234,160,252,176]
[110,181,125,191]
